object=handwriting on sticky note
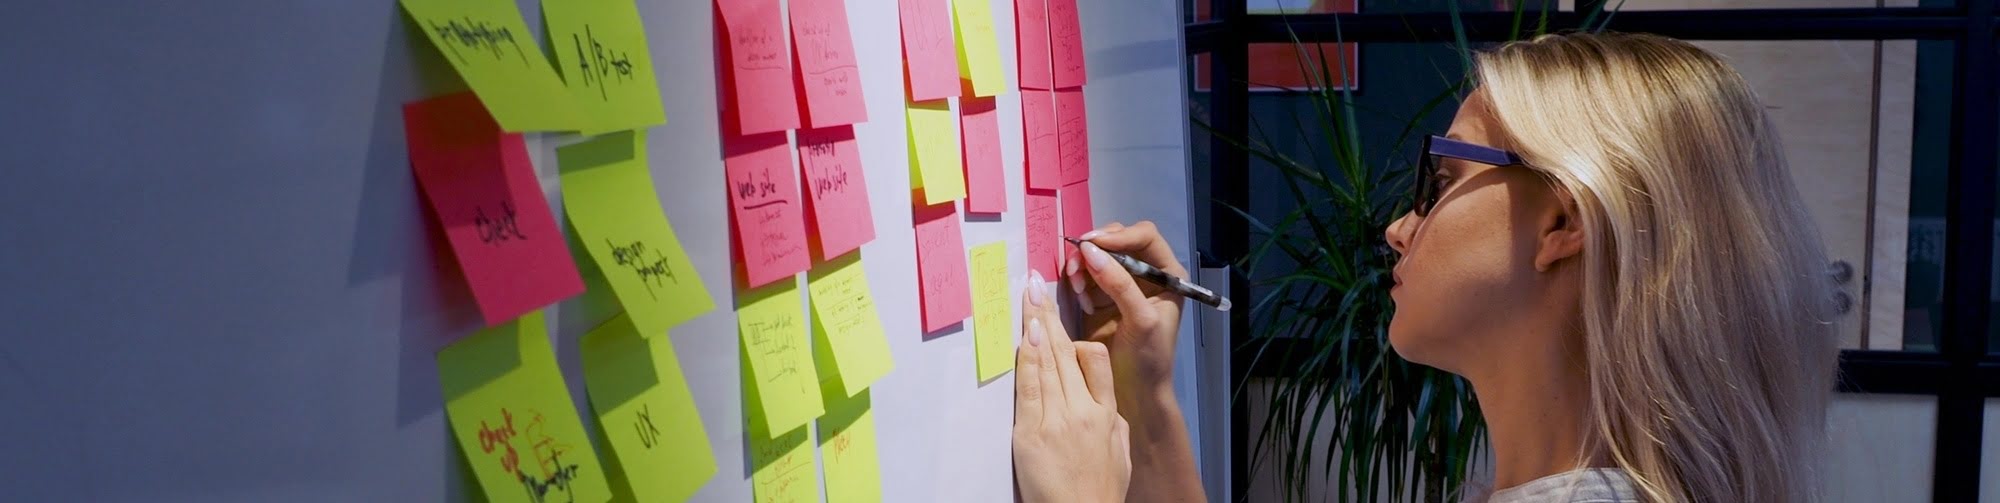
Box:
[399,0,583,132]
[907,100,966,204]
[791,0,869,127]
[808,256,895,395]
[546,0,664,132]
[952,0,1006,97]
[1014,0,1053,90]
[960,97,1006,214]
[559,130,714,336]
[579,315,718,502]
[1055,88,1090,185]
[914,203,974,333]
[969,242,1014,380]
[798,126,877,261]
[740,282,825,434]
[439,312,611,503]
[1021,90,1060,190]
[1062,180,1094,238]
[726,133,812,288]
[718,0,802,135]
[899,0,961,101]
[405,93,584,327]
[818,391,882,502]
[1047,0,1086,88]
[750,421,818,503]
[1026,190,1061,280]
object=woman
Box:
[1013,31,1840,503]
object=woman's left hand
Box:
[1012,272,1132,503]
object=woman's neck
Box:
[1466,341,1607,490]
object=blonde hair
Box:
[1472,32,1840,502]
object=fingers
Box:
[1078,242,1162,332]
[1023,272,1066,421]
[1080,221,1187,278]
[1014,277,1048,427]
[1067,222,1126,298]
[1038,303,1092,411]
[1074,341,1117,413]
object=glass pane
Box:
[1614,0,1943,11]
[1824,394,1936,501]
[1984,398,2000,502]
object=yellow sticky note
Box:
[969,242,1015,380]
[818,388,884,503]
[399,0,584,132]
[579,315,717,503]
[747,351,822,503]
[807,254,895,396]
[544,0,666,133]
[439,311,612,503]
[740,282,826,434]
[952,0,1006,97]
[560,131,715,337]
[906,100,966,204]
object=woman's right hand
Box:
[1065,221,1189,401]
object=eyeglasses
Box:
[1411,135,1526,217]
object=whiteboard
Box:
[0,0,1191,501]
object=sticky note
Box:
[399,0,584,132]
[1025,189,1061,280]
[1056,88,1091,185]
[914,202,974,333]
[818,389,883,502]
[952,0,1006,97]
[404,93,585,327]
[1014,0,1053,90]
[790,0,869,128]
[439,311,612,503]
[747,390,818,503]
[1021,90,1060,190]
[798,126,877,261]
[726,132,813,288]
[899,0,961,101]
[559,130,715,337]
[545,0,665,133]
[959,97,1006,214]
[969,242,1014,380]
[907,100,966,204]
[717,0,803,135]
[1048,0,1087,88]
[740,282,825,434]
[1062,180,1094,238]
[578,315,716,503]
[807,254,894,395]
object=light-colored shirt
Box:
[1482,468,1641,503]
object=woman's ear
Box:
[1535,188,1585,272]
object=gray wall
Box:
[0,0,1191,501]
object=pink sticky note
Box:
[1055,88,1090,185]
[914,202,973,333]
[1048,0,1086,88]
[960,97,1006,214]
[1061,180,1093,238]
[791,0,868,128]
[404,93,584,326]
[1022,90,1060,190]
[725,132,813,288]
[1015,0,1053,90]
[717,0,802,135]
[899,0,961,101]
[798,126,877,261]
[1025,189,1060,280]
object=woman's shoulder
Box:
[1470,468,1641,503]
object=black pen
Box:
[1065,237,1232,311]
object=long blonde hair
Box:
[1473,32,1840,502]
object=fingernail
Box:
[1028,271,1048,308]
[1082,243,1113,272]
[1027,318,1045,347]
[1079,295,1096,315]
[1079,230,1104,241]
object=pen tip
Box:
[1063,237,1083,245]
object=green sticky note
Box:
[807,254,895,396]
[818,388,883,503]
[544,0,666,133]
[952,0,1006,97]
[968,242,1015,380]
[399,0,585,132]
[579,315,717,503]
[740,281,825,434]
[746,349,822,503]
[439,311,612,503]
[560,130,715,337]
[906,100,966,204]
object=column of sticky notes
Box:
[1018,0,1090,283]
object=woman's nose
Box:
[1385,212,1416,256]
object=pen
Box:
[1065,237,1233,311]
